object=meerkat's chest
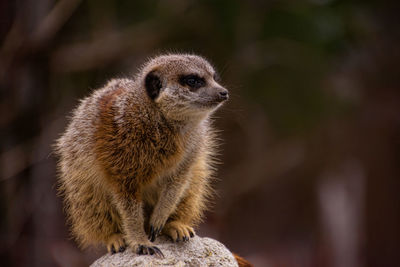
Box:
[141,139,199,202]
[147,126,200,174]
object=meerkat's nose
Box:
[218,88,229,101]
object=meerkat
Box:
[55,54,228,257]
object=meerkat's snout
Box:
[216,87,229,101]
[199,85,229,108]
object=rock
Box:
[90,235,238,267]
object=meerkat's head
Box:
[139,54,228,121]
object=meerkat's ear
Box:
[145,71,162,100]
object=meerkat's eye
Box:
[179,75,205,89]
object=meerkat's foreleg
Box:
[111,183,164,257]
[162,157,212,242]
[148,172,190,242]
[162,190,205,242]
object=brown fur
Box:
[55,54,228,255]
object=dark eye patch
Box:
[179,74,206,90]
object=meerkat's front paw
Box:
[163,221,195,242]
[149,225,163,242]
[148,214,168,242]
[106,233,126,254]
[132,243,164,258]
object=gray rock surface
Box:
[90,235,238,267]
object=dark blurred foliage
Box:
[1,0,400,266]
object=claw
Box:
[152,246,164,258]
[149,226,156,242]
[189,231,194,238]
[111,245,116,254]
[149,226,163,242]
[149,248,155,255]
[119,246,125,253]
[149,226,158,242]
[136,245,164,258]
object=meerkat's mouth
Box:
[211,90,229,104]
[192,96,228,110]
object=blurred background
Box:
[1,0,399,266]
